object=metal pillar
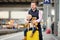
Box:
[43,4,48,23]
[58,0,60,37]
[54,0,59,36]
[9,11,11,20]
[43,0,51,28]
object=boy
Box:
[23,14,38,40]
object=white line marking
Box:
[0,32,23,40]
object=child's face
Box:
[26,14,32,21]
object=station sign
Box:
[44,0,51,4]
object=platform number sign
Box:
[44,0,51,4]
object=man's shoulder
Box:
[28,9,31,11]
[28,8,40,12]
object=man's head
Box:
[31,2,37,10]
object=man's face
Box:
[31,3,37,10]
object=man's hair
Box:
[31,1,37,5]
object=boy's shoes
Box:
[30,33,34,37]
[22,37,26,40]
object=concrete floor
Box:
[0,31,58,40]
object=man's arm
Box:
[36,10,42,22]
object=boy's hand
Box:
[22,37,26,40]
[33,20,38,24]
[30,33,34,37]
[25,20,29,24]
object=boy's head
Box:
[26,14,32,21]
[25,14,32,28]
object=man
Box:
[23,2,43,40]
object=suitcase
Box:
[26,30,39,40]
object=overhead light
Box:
[51,9,55,15]
[38,2,43,5]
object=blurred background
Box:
[0,0,60,40]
